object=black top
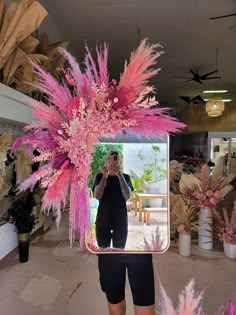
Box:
[92,173,133,229]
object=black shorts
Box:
[98,254,155,306]
[96,224,128,248]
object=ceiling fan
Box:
[179,95,205,104]
[174,69,221,84]
[210,13,236,20]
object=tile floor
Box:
[0,212,236,315]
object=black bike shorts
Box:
[98,254,155,306]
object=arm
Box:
[94,167,108,200]
[117,172,131,201]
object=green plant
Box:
[130,173,153,199]
[137,144,167,180]
[8,190,37,233]
[88,144,124,188]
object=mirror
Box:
[86,132,169,253]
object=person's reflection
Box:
[92,150,133,248]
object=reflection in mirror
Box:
[86,134,169,253]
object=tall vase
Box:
[223,241,236,259]
[18,233,30,263]
[198,207,213,250]
[178,232,191,257]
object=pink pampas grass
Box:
[12,39,185,248]
[159,279,204,315]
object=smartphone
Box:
[114,155,118,161]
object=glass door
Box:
[209,132,236,176]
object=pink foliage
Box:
[160,279,204,315]
[159,279,236,315]
[13,39,186,248]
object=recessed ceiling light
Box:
[202,90,228,93]
[204,99,232,102]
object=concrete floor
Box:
[0,213,236,315]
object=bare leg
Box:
[134,304,155,315]
[108,299,126,315]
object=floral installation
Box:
[11,39,185,248]
[212,206,236,245]
[159,278,236,315]
[180,164,234,209]
[175,204,199,234]
[170,194,198,234]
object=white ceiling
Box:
[40,0,236,111]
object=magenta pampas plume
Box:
[159,282,177,315]
[119,39,163,101]
[57,48,86,94]
[30,61,72,112]
[216,299,236,315]
[42,168,73,220]
[177,279,204,315]
[159,279,204,315]
[125,108,185,137]
[69,177,90,248]
[201,164,210,192]
[96,43,109,85]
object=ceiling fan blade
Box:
[179,96,191,103]
[201,70,218,79]
[173,77,193,79]
[191,95,205,104]
[192,79,202,84]
[190,69,197,76]
[201,76,221,80]
[210,13,236,20]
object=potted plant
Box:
[137,145,167,207]
[180,163,234,250]
[173,197,199,257]
[8,190,37,263]
[213,205,236,259]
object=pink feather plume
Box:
[118,38,163,102]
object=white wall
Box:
[123,143,167,179]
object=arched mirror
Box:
[86,132,169,253]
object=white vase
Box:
[198,207,213,250]
[223,241,236,259]
[179,233,191,257]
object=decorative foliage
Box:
[0,0,48,92]
[159,279,204,315]
[212,206,236,245]
[174,202,199,234]
[8,190,37,233]
[0,131,12,191]
[159,279,236,315]
[143,226,167,251]
[180,164,234,209]
[12,39,185,248]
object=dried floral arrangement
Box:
[170,194,199,234]
[11,39,185,247]
[0,131,12,190]
[213,206,236,245]
[0,0,68,95]
[159,278,236,315]
[180,164,234,209]
[169,160,183,194]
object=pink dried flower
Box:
[214,191,222,199]
[12,40,185,248]
[206,190,213,197]
[209,197,218,206]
